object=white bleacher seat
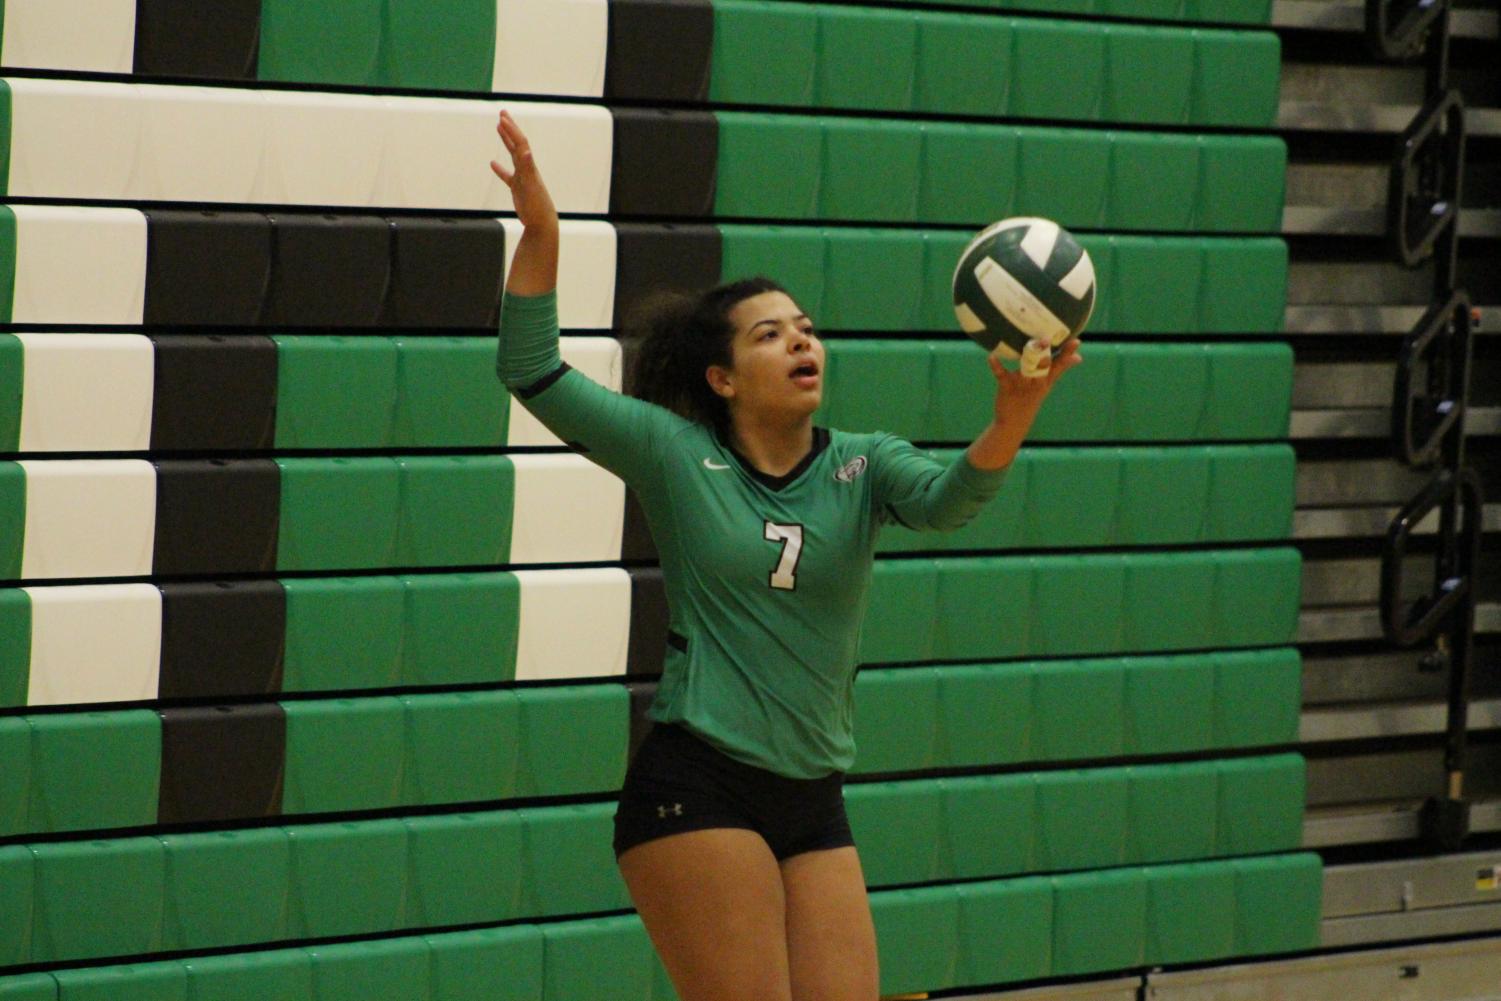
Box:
[9,206,147,325]
[507,336,622,447]
[23,583,162,705]
[381,95,512,211]
[512,568,630,680]
[501,219,616,329]
[0,0,136,73]
[502,102,613,214]
[509,453,624,564]
[258,90,388,207]
[16,460,156,579]
[493,0,609,98]
[4,78,142,199]
[139,85,267,203]
[15,334,154,453]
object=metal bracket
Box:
[1388,88,1465,267]
[1392,289,1473,466]
[1366,0,1449,61]
[1380,466,1484,647]
[1420,795,1471,851]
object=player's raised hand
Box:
[989,337,1081,410]
[490,110,557,231]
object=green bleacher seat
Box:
[1127,761,1218,863]
[286,819,409,938]
[24,711,160,835]
[283,697,407,814]
[405,812,526,926]
[0,974,53,1000]
[181,951,313,1001]
[872,886,962,993]
[722,227,1287,334]
[426,926,545,1001]
[402,690,521,805]
[714,114,1285,232]
[0,717,26,835]
[30,837,165,963]
[1145,861,1236,964]
[159,829,290,952]
[519,803,632,918]
[1215,754,1306,854]
[0,845,32,967]
[1233,853,1324,954]
[52,964,185,1001]
[541,916,670,1001]
[1053,867,1147,974]
[307,937,434,1001]
[954,877,1053,984]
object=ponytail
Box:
[623,277,789,431]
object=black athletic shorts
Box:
[612,722,855,861]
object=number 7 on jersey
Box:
[764,521,804,591]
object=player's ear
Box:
[706,364,735,399]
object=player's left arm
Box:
[876,339,1081,530]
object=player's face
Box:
[714,291,825,419]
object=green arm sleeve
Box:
[496,289,690,485]
[871,434,1009,532]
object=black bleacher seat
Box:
[609,109,718,217]
[133,0,262,79]
[144,211,273,326]
[625,567,669,679]
[613,223,722,323]
[265,214,390,327]
[384,217,507,328]
[158,704,287,824]
[605,0,713,102]
[158,581,288,700]
[153,460,282,576]
[149,335,279,451]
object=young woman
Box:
[490,110,1079,1001]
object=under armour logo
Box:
[657,803,683,818]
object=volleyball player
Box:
[491,109,1079,1001]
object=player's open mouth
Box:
[789,362,820,389]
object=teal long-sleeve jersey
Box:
[498,290,1007,778]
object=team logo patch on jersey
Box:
[834,456,868,483]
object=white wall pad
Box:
[512,568,630,681]
[5,78,144,199]
[508,336,622,447]
[493,0,609,98]
[494,102,612,214]
[23,583,162,706]
[9,206,147,325]
[0,0,137,73]
[509,452,624,565]
[15,334,154,452]
[258,91,388,207]
[137,85,267,203]
[16,460,156,580]
[380,95,512,211]
[500,218,616,329]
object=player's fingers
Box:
[490,160,515,185]
[1019,339,1051,379]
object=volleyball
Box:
[951,217,1096,361]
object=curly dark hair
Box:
[623,276,792,432]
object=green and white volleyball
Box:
[951,217,1096,359]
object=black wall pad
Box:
[613,223,722,325]
[384,217,506,328]
[144,211,272,326]
[621,487,658,562]
[626,682,660,762]
[605,0,713,102]
[150,335,278,451]
[158,704,286,824]
[610,109,718,218]
[133,0,261,79]
[265,214,391,327]
[153,460,281,577]
[158,581,287,700]
[626,567,669,678]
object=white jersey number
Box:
[763,522,805,591]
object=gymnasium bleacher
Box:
[1,1,1496,1000]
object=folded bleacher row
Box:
[0,210,1287,331]
[1,650,1300,835]
[0,849,1320,997]
[0,0,1313,996]
[1,548,1299,705]
[2,0,1274,123]
[1,444,1292,577]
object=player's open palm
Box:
[490,110,557,230]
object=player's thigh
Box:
[617,827,794,1001]
[781,846,880,1001]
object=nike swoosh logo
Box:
[703,458,731,470]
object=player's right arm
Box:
[489,109,687,484]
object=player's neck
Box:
[726,413,815,478]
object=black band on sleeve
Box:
[515,362,573,401]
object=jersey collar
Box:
[717,426,831,492]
